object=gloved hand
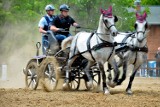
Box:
[76,25,81,28]
[46,31,50,34]
[57,28,65,32]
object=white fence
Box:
[0,64,7,80]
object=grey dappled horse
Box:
[112,12,149,94]
[62,6,119,95]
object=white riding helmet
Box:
[45,4,55,11]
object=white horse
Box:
[112,12,149,94]
[62,6,119,95]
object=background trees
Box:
[0,0,159,60]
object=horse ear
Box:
[100,8,104,14]
[143,11,147,19]
[108,6,112,13]
[114,15,118,22]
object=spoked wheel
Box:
[40,56,60,92]
[25,59,39,90]
[85,67,101,90]
[69,70,81,90]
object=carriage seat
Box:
[42,30,60,55]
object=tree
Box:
[0,0,159,59]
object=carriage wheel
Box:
[69,70,80,90]
[25,59,39,90]
[40,56,60,92]
[85,69,101,90]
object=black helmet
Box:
[59,4,70,11]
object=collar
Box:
[46,14,53,18]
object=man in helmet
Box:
[38,4,55,54]
[50,4,80,44]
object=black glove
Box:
[46,31,50,34]
[57,28,65,32]
[76,25,81,28]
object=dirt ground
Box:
[0,77,160,107]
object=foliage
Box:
[0,0,159,30]
[0,0,159,59]
[0,0,158,46]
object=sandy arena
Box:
[0,77,160,107]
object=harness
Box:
[121,32,135,45]
[69,32,115,61]
[115,31,148,65]
[131,25,148,64]
[87,33,95,61]
[130,46,148,64]
[114,33,135,54]
[69,16,117,61]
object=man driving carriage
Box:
[38,4,55,54]
[50,4,81,44]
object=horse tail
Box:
[61,36,74,50]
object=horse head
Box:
[134,12,148,43]
[100,6,118,36]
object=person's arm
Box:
[38,17,47,34]
[50,25,59,32]
[39,27,47,34]
[71,17,80,28]
[73,22,79,27]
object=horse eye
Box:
[145,23,148,29]
[104,19,108,23]
[134,23,137,29]
[114,15,118,22]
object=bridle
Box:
[102,16,116,30]
[135,22,148,43]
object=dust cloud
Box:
[0,22,42,88]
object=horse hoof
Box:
[108,81,116,88]
[104,92,111,95]
[126,89,132,95]
[62,83,70,91]
[104,89,110,95]
[86,81,93,90]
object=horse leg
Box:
[117,59,128,85]
[117,57,123,67]
[107,57,123,81]
[63,41,79,90]
[126,65,140,95]
[108,58,120,87]
[98,62,110,95]
[84,61,94,89]
[107,63,112,80]
[63,56,78,90]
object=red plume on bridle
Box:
[136,12,147,23]
[100,6,113,18]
